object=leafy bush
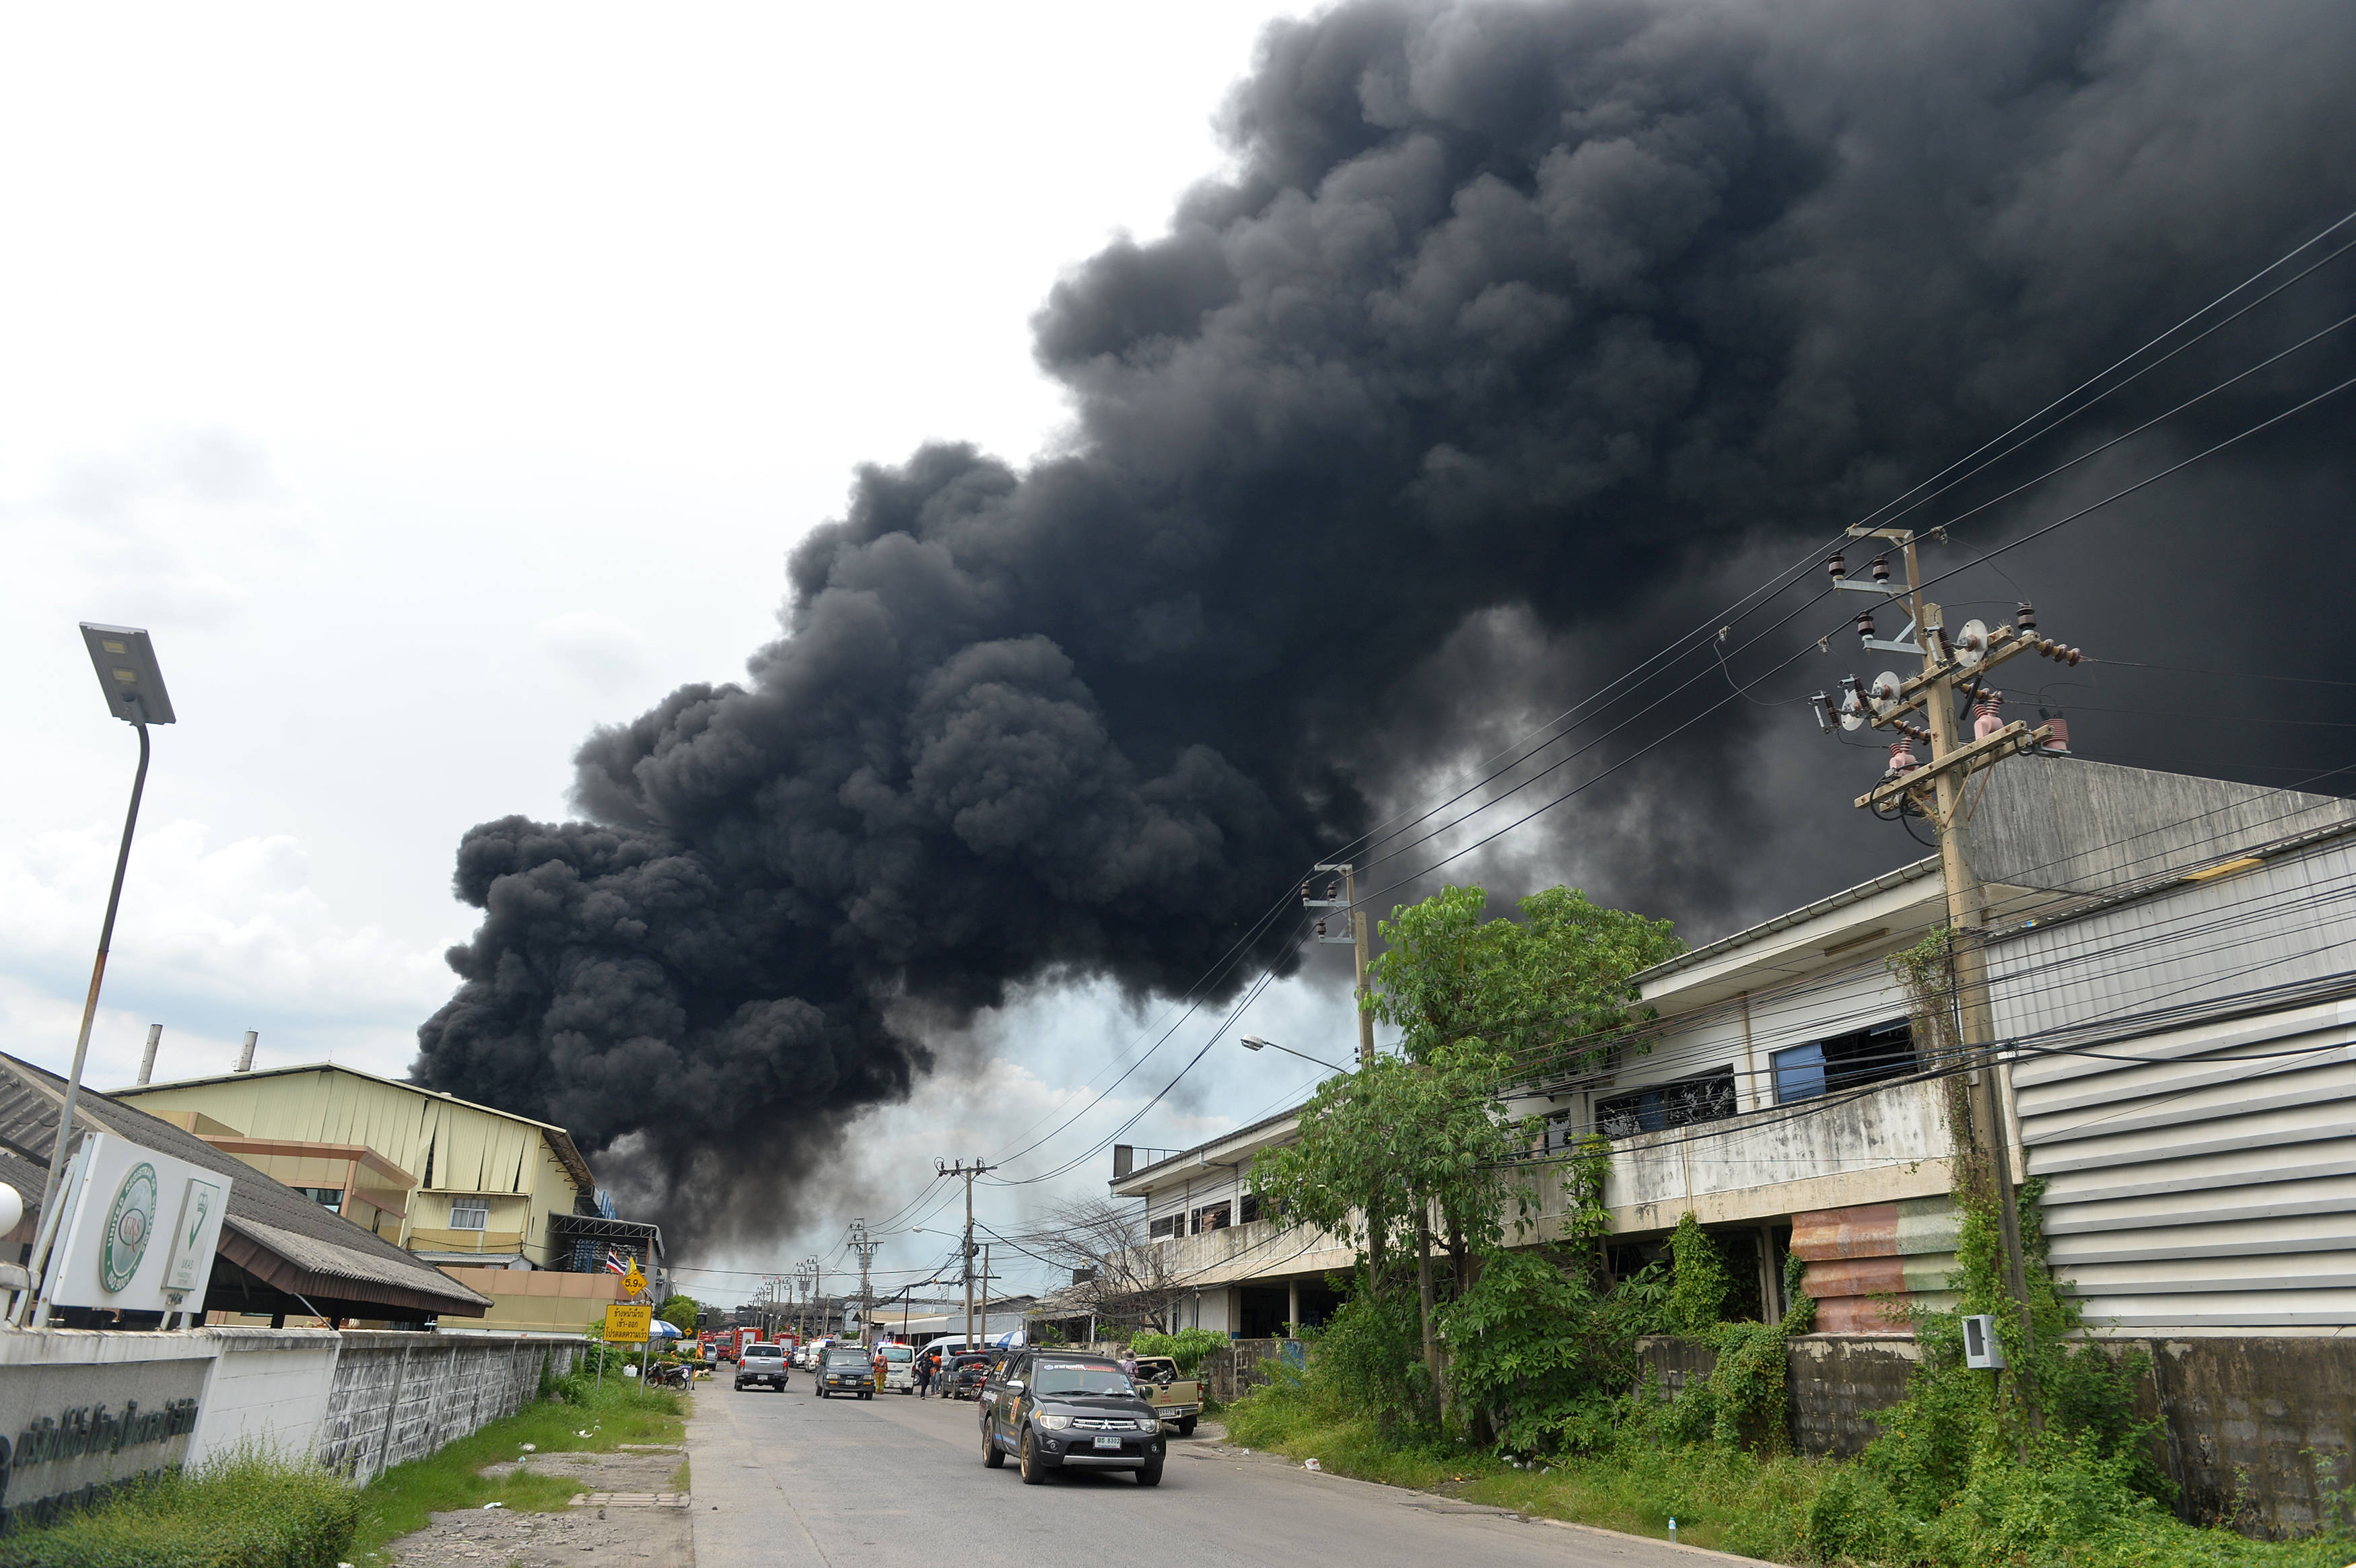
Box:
[1440,1248,1631,1455]
[0,1451,357,1568]
[1298,1283,1430,1436]
[1128,1326,1231,1378]
[1666,1213,1731,1336]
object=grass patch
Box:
[0,1450,357,1568]
[669,1455,691,1493]
[351,1379,684,1565]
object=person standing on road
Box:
[915,1350,934,1398]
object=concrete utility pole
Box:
[847,1221,880,1347]
[1823,529,2089,1383]
[936,1158,997,1351]
[1305,864,1377,1065]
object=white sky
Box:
[0,1,1379,1304]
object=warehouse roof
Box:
[0,1053,491,1321]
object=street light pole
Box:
[1238,1036,1350,1074]
[18,627,176,1328]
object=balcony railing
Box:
[407,1227,526,1254]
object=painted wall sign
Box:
[0,1356,209,1534]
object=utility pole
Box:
[1815,530,2088,1386]
[1304,863,1376,1065]
[936,1158,997,1351]
[847,1221,879,1347]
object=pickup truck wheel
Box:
[1019,1428,1046,1485]
[1176,1416,1198,1437]
[1137,1457,1165,1487]
[983,1423,1005,1468]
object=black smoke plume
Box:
[414,0,2356,1246]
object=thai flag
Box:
[604,1249,630,1276]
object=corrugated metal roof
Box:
[120,1061,600,1203]
[0,1053,490,1317]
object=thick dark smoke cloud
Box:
[414,0,2356,1247]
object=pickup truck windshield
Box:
[824,1351,871,1367]
[1032,1363,1136,1396]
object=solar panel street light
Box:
[15,626,176,1326]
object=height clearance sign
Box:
[603,1304,653,1343]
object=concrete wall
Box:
[0,1326,579,1521]
[184,1328,342,1467]
[440,1265,624,1339]
[1630,1332,2356,1534]
[1601,1076,1959,1237]
[0,1328,215,1526]
[1200,1338,1305,1404]
[318,1332,571,1485]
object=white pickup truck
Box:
[1130,1355,1202,1436]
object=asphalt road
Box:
[688,1371,1741,1568]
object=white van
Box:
[879,1342,915,1393]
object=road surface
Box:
[689,1376,1745,1568]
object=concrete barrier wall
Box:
[1631,1332,2356,1534]
[1202,1338,1305,1404]
[318,1332,573,1485]
[184,1328,343,1468]
[0,1326,580,1518]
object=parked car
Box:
[735,1341,790,1392]
[979,1351,1163,1485]
[817,1344,879,1399]
[1128,1355,1203,1436]
[946,1353,992,1400]
[879,1342,915,1393]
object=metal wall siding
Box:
[1995,842,2356,1329]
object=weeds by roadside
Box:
[1224,1369,2355,1568]
[0,1450,358,1568]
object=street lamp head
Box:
[78,624,176,725]
[1239,1036,1270,1052]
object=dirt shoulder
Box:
[386,1444,693,1567]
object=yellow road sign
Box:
[603,1303,652,1343]
[622,1264,647,1297]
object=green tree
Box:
[658,1294,700,1335]
[1257,882,1677,1428]
[1368,884,1681,1074]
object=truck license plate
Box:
[1094,1434,1122,1450]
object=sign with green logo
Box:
[101,1161,159,1292]
[46,1132,234,1314]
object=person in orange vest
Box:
[872,1343,888,1391]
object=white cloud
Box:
[0,816,447,1083]
[535,612,654,696]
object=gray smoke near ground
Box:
[413,0,2356,1248]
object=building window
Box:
[1238,1192,1263,1225]
[296,1186,343,1214]
[1774,1020,1915,1104]
[1148,1215,1179,1240]
[1596,1068,1737,1138]
[1190,1202,1231,1235]
[449,1198,490,1231]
